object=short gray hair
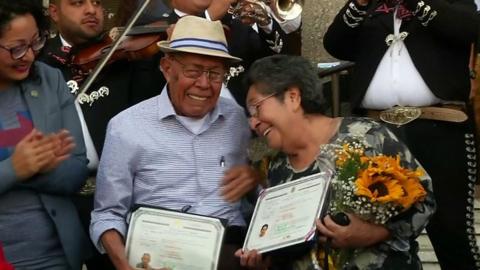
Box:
[246,55,327,114]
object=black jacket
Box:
[324,0,479,107]
[38,36,163,155]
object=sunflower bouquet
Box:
[312,137,428,269]
[328,138,427,225]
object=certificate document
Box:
[243,171,332,253]
[125,206,225,270]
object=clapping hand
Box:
[12,129,75,180]
[39,129,75,173]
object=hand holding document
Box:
[125,206,225,270]
[243,172,333,253]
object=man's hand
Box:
[39,129,75,173]
[166,24,175,40]
[238,1,271,26]
[316,213,390,248]
[11,129,56,180]
[221,165,260,202]
[101,230,134,270]
[208,0,237,20]
[355,0,369,6]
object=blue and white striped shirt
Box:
[90,87,251,252]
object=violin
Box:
[71,20,169,74]
[75,0,157,103]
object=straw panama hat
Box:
[157,16,242,63]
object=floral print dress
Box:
[266,117,436,270]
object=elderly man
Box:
[90,16,258,270]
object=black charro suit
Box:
[168,11,289,108]
[222,13,290,108]
[38,35,163,270]
[324,0,478,106]
[324,1,480,269]
[39,36,163,155]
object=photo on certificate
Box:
[125,205,226,270]
[243,171,333,254]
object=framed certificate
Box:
[125,206,225,270]
[243,171,332,253]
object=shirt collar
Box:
[59,35,72,48]
[157,84,224,124]
[173,9,211,20]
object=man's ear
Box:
[160,57,173,82]
[48,4,59,23]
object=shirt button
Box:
[51,209,57,216]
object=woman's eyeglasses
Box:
[171,57,226,83]
[0,35,46,60]
[247,92,278,117]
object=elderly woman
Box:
[235,55,436,270]
[0,0,89,269]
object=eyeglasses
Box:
[0,35,46,60]
[247,92,278,117]
[171,57,226,83]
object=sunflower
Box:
[355,169,405,204]
[396,179,426,209]
[329,137,427,228]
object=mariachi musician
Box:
[119,0,303,108]
[205,0,304,107]
[38,1,164,269]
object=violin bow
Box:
[75,0,153,103]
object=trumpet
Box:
[274,0,304,20]
[228,0,304,26]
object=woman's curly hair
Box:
[0,0,48,38]
[0,0,49,81]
